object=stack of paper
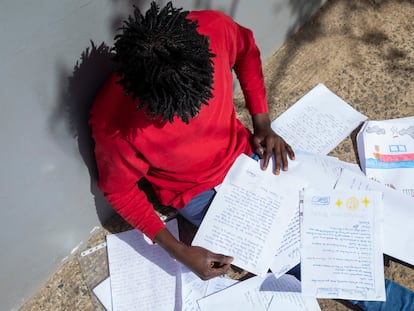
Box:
[92,84,414,309]
[100,216,321,310]
[197,274,321,311]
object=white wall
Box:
[0,1,323,309]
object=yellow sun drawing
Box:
[346,196,359,211]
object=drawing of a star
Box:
[362,197,370,207]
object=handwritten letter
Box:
[301,189,385,301]
[106,220,180,311]
[271,84,367,155]
[192,154,306,275]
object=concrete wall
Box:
[0,0,324,309]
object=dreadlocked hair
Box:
[112,1,215,124]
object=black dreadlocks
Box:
[112,1,215,124]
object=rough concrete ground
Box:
[21,0,413,310]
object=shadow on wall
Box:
[56,41,115,224]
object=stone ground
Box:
[21,0,413,310]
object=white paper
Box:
[271,84,367,155]
[335,169,414,266]
[357,119,414,197]
[106,220,180,311]
[93,277,113,311]
[301,188,385,300]
[180,265,238,311]
[192,154,306,276]
[270,204,301,278]
[197,274,321,311]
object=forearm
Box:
[154,228,187,260]
[154,227,233,280]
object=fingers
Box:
[251,136,265,157]
[207,254,233,276]
[271,139,293,175]
[209,253,233,267]
[251,133,294,174]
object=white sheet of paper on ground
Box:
[93,277,112,311]
[301,188,386,301]
[106,219,180,311]
[180,265,239,311]
[192,154,306,276]
[271,83,367,155]
[335,169,414,266]
[357,118,414,198]
[197,274,321,311]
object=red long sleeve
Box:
[89,10,268,240]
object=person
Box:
[89,1,294,281]
[90,2,414,310]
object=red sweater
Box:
[89,10,268,240]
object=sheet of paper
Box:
[197,274,321,311]
[301,188,385,300]
[192,154,306,276]
[357,119,414,197]
[180,265,238,311]
[335,169,414,266]
[93,277,112,311]
[270,204,301,278]
[106,220,180,311]
[271,83,367,155]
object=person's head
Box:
[112,1,215,124]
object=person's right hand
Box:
[174,244,234,280]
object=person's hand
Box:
[174,244,234,280]
[154,228,233,280]
[251,113,295,174]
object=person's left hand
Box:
[250,113,295,174]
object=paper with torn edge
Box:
[106,220,180,311]
[192,154,306,276]
[301,188,385,301]
[197,274,321,311]
[271,83,367,155]
[335,169,414,266]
